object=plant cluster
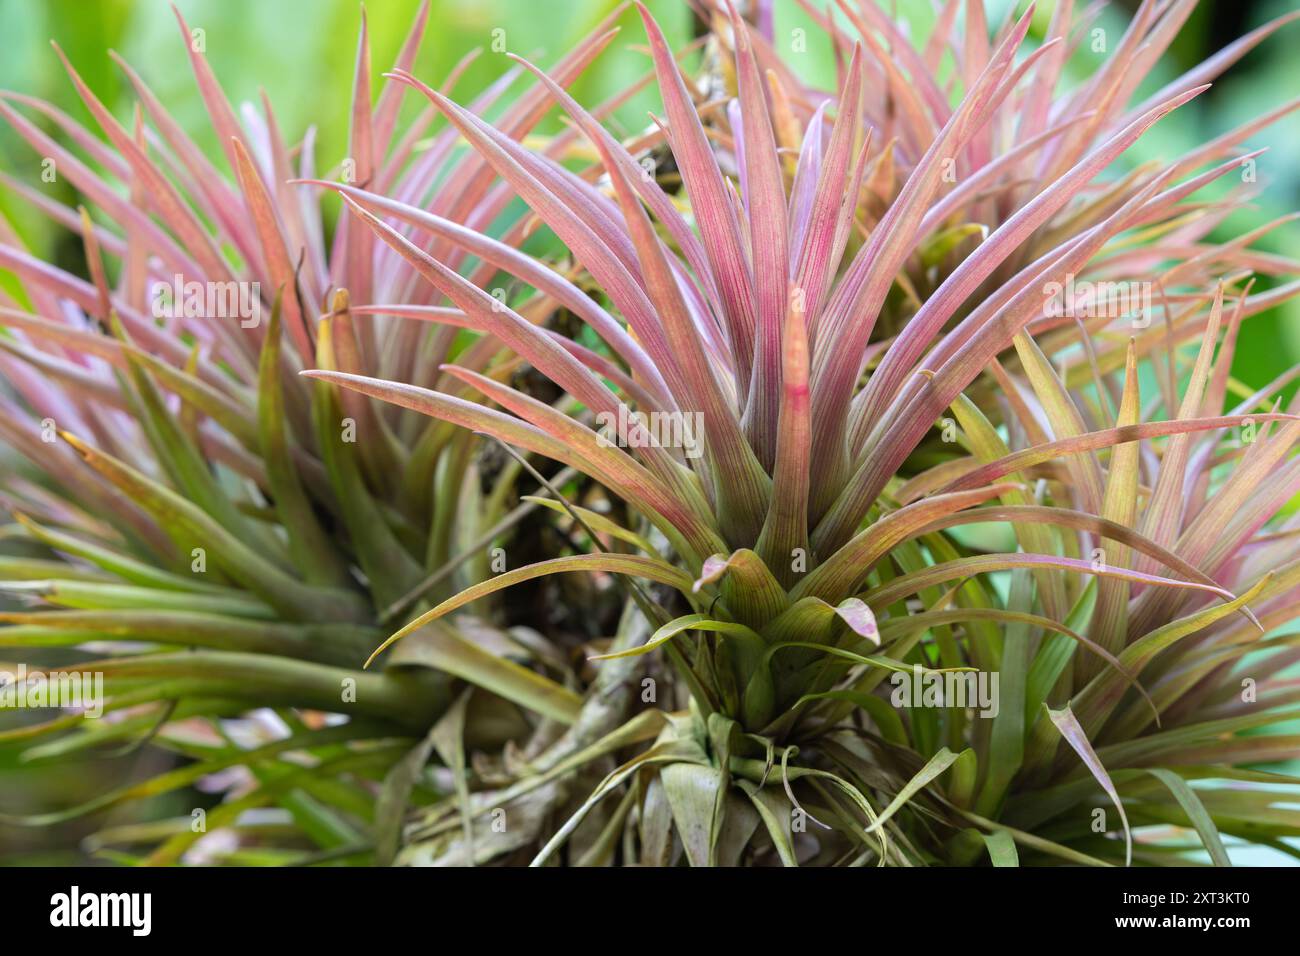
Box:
[2,0,1299,867]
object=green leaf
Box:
[531,738,703,867]
[1087,339,1142,674]
[982,829,1019,866]
[1047,704,1132,867]
[258,290,353,588]
[114,313,285,562]
[57,431,367,624]
[12,513,227,593]
[0,579,271,617]
[589,613,765,663]
[376,690,469,866]
[693,549,791,629]
[738,780,799,866]
[1142,768,1232,867]
[311,317,425,610]
[521,495,655,553]
[387,621,582,726]
[366,554,692,665]
[865,747,961,833]
[662,762,727,867]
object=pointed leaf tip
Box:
[693,554,730,593]
[835,598,879,645]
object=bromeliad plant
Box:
[711,0,1300,348]
[0,3,639,862]
[310,0,1300,865]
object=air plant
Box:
[309,0,1300,866]
[0,2,641,863]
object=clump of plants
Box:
[0,2,628,863]
[3,0,1300,866]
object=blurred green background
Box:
[0,0,1296,864]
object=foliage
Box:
[317,0,1300,866]
[3,0,1300,866]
